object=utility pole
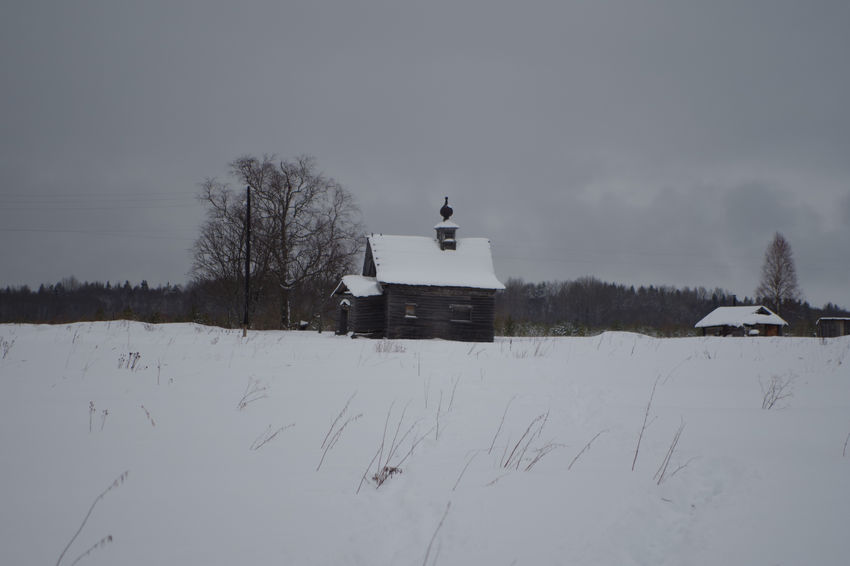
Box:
[243,185,251,337]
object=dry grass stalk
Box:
[372,465,402,486]
[118,352,142,371]
[237,377,268,410]
[356,446,382,495]
[448,375,461,412]
[488,396,516,455]
[568,429,609,470]
[668,456,697,479]
[502,412,547,469]
[435,391,442,441]
[394,424,435,470]
[317,414,361,470]
[632,375,660,471]
[654,419,686,485]
[760,375,793,410]
[140,404,156,427]
[321,391,357,449]
[69,535,113,566]
[376,401,396,477]
[422,501,451,566]
[385,402,411,467]
[56,471,129,566]
[0,336,14,359]
[375,340,406,354]
[524,442,564,471]
[485,472,511,487]
[251,423,295,451]
[453,451,479,491]
[370,401,433,488]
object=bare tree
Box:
[755,232,801,315]
[192,155,363,329]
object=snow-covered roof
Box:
[367,234,505,290]
[434,220,460,229]
[332,275,383,297]
[695,306,788,328]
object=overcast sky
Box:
[2,0,848,307]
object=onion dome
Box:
[440,197,453,221]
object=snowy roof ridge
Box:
[367,234,504,290]
[695,305,788,328]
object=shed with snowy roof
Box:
[816,317,850,338]
[695,306,788,337]
[332,198,504,342]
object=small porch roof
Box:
[332,275,383,298]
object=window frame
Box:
[404,303,417,319]
[449,304,473,322]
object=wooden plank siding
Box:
[817,318,850,338]
[384,284,496,342]
[701,323,783,337]
[350,295,386,335]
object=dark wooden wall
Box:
[384,284,496,342]
[350,295,386,335]
[817,319,849,337]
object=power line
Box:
[0,227,196,241]
[0,204,200,211]
[0,190,198,198]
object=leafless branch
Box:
[760,375,793,410]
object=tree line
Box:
[2,275,846,337]
[493,276,847,337]
[1,155,846,335]
[0,277,341,330]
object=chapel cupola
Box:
[435,196,459,250]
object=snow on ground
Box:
[1,322,849,565]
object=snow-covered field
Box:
[1,322,849,566]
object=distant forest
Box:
[494,277,847,337]
[1,276,846,337]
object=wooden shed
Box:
[695,305,788,337]
[332,199,504,342]
[816,317,850,338]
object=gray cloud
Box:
[1,0,848,307]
